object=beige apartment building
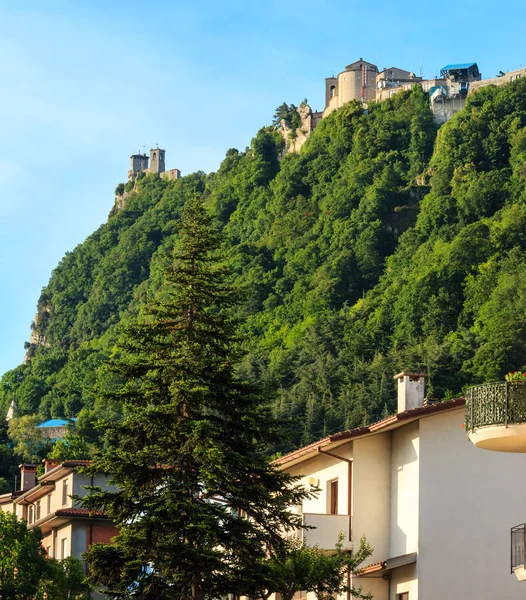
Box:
[275,373,526,600]
[0,460,117,566]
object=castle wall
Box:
[162,169,181,181]
[469,66,526,93]
[312,111,323,128]
[323,94,340,117]
[431,96,467,124]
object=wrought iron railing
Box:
[511,523,526,573]
[465,381,526,433]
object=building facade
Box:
[323,59,379,117]
[0,460,117,599]
[275,373,526,600]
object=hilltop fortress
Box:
[281,58,526,152]
[128,146,181,182]
[123,61,526,166]
[111,147,181,214]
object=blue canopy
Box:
[37,418,76,428]
[441,63,477,71]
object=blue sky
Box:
[0,0,525,376]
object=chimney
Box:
[394,372,427,413]
[19,464,38,492]
[43,459,59,473]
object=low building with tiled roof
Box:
[36,417,77,440]
[0,460,117,600]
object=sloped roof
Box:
[38,460,92,483]
[55,508,109,519]
[37,418,76,428]
[345,58,378,70]
[274,397,465,467]
[441,63,477,71]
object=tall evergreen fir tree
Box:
[82,196,311,600]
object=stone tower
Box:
[149,147,166,175]
[128,153,149,182]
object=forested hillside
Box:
[2,80,526,453]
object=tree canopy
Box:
[252,534,372,600]
[81,196,311,599]
[0,511,88,600]
[2,78,526,463]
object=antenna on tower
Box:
[419,63,424,79]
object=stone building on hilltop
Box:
[280,57,526,154]
[128,146,181,182]
[323,58,381,116]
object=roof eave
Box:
[14,481,55,505]
[274,398,465,468]
[38,460,92,483]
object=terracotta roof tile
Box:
[357,560,386,575]
[61,460,92,467]
[55,508,109,519]
[38,460,93,482]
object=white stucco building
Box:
[276,372,526,600]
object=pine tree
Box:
[82,196,310,599]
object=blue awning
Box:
[37,418,77,428]
[441,63,477,71]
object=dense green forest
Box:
[2,80,526,466]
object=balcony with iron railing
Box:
[511,523,526,581]
[465,381,526,452]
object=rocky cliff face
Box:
[279,103,322,153]
[110,187,135,217]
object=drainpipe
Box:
[87,521,94,600]
[383,573,391,599]
[52,527,57,559]
[317,448,353,538]
[88,474,94,569]
[88,473,95,550]
[87,473,95,599]
[317,449,354,600]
